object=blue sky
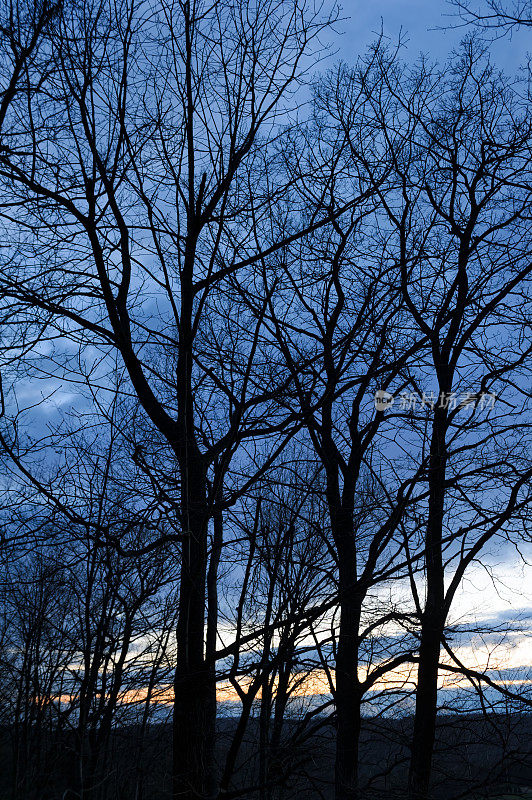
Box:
[2,0,530,698]
[335,0,531,72]
[312,0,532,680]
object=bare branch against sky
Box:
[0,2,531,800]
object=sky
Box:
[322,0,532,681]
[334,0,531,72]
[3,0,531,708]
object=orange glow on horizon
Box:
[48,659,530,710]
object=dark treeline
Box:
[0,1,531,799]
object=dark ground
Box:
[0,714,530,799]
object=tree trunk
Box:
[335,594,362,800]
[335,527,362,800]
[408,406,447,800]
[409,612,443,800]
[173,454,215,800]
[259,674,272,800]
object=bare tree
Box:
[0,1,346,797]
[216,466,335,800]
[241,48,433,799]
[450,0,532,31]
[2,5,532,800]
[352,41,532,799]
[0,447,179,800]
[0,543,75,799]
